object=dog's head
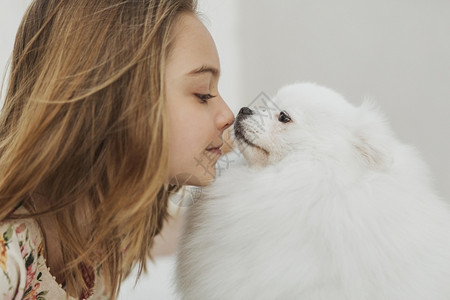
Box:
[234,82,393,171]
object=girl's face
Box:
[166,13,235,186]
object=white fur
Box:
[175,83,450,300]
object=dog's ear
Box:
[353,100,394,171]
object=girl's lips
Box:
[206,144,223,156]
[207,148,222,156]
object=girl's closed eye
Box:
[195,93,216,103]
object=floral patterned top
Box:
[0,211,107,300]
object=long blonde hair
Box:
[0,0,196,298]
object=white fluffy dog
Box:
[175,83,450,300]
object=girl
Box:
[0,0,234,299]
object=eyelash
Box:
[195,93,216,103]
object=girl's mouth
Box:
[206,144,223,156]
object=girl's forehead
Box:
[167,13,220,78]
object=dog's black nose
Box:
[239,107,253,115]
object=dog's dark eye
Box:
[278,111,291,123]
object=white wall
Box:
[238,0,450,200]
[0,0,32,104]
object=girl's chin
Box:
[194,170,216,187]
[168,168,216,187]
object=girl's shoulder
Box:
[1,210,108,300]
[0,213,52,299]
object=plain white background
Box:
[1,1,449,299]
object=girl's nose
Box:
[217,98,235,131]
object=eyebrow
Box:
[186,65,220,77]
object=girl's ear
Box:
[353,100,394,171]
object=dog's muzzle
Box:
[234,107,253,139]
[238,107,253,117]
[234,106,270,156]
